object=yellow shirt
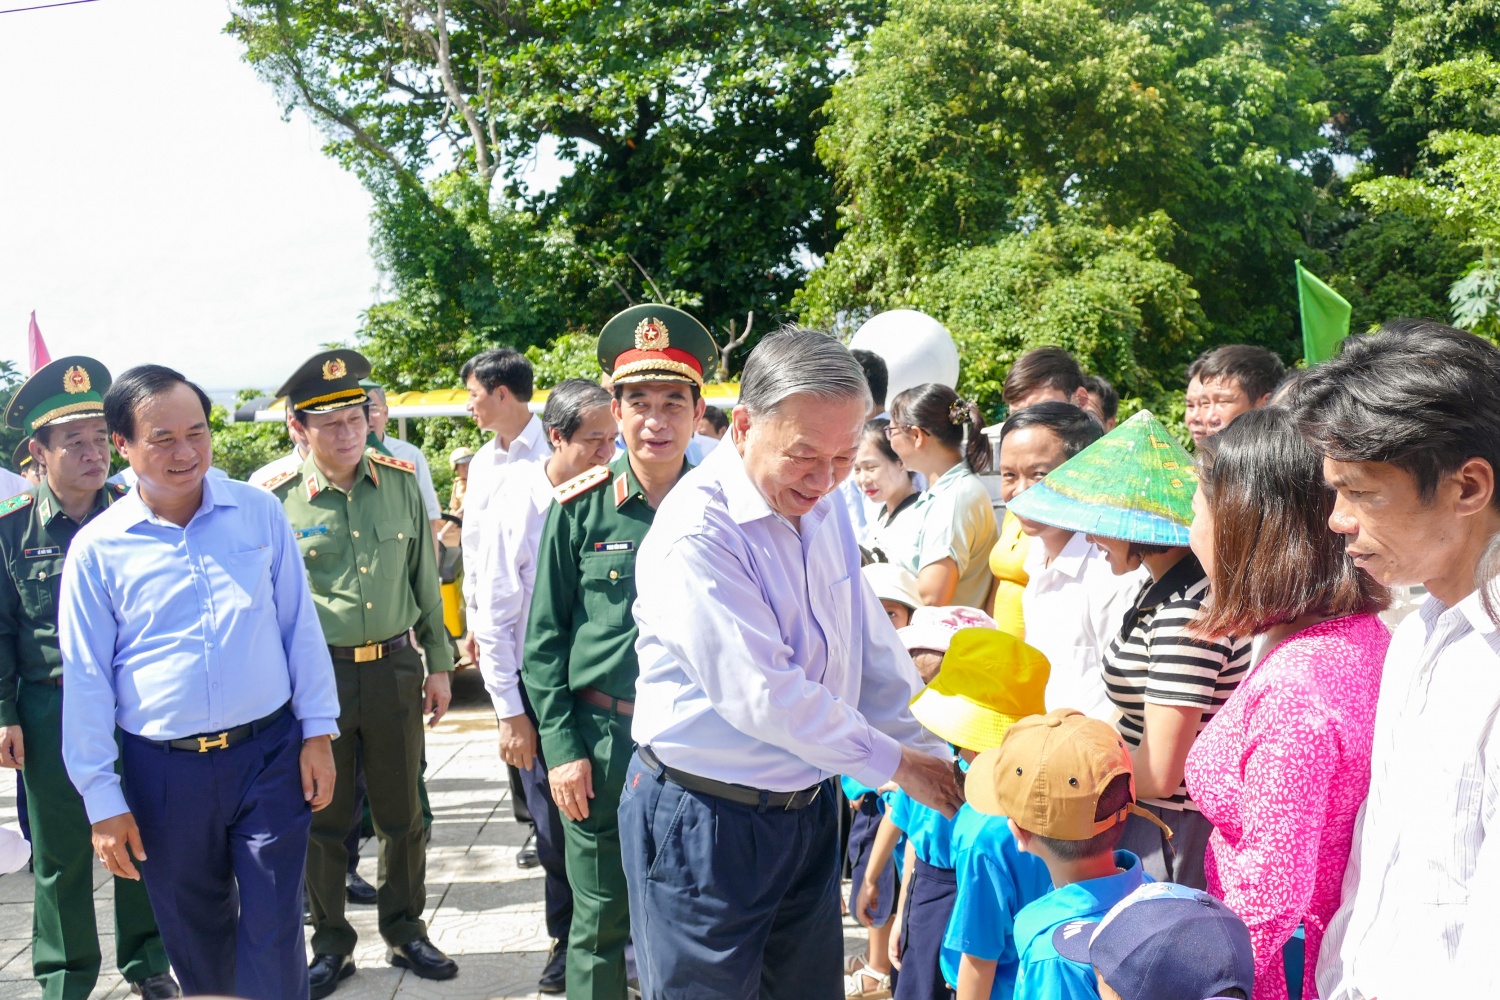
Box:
[988,510,1029,638]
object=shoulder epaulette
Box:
[262,469,299,492]
[368,450,416,473]
[0,493,33,518]
[555,466,611,504]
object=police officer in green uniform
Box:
[524,305,715,999]
[264,351,458,998]
[0,357,179,999]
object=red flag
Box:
[27,312,51,374]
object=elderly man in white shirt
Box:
[620,329,960,1000]
[1294,321,1500,999]
[458,348,552,665]
[470,378,617,996]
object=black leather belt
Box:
[147,704,289,753]
[638,745,823,811]
[329,632,410,663]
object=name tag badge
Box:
[593,540,634,553]
[22,546,60,559]
[294,525,330,540]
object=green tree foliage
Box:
[803,0,1328,365]
[228,0,882,379]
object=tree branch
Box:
[718,310,754,381]
[627,253,666,303]
[577,247,635,306]
[412,0,495,180]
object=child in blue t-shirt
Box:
[855,628,1052,1000]
[965,710,1174,1000]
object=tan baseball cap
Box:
[966,708,1146,840]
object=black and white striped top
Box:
[1103,553,1251,811]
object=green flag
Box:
[1295,260,1352,364]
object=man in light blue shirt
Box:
[59,365,340,1000]
[620,329,961,1000]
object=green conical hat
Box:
[1005,410,1196,546]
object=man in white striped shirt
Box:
[1294,321,1500,999]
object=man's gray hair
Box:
[738,327,872,417]
[541,378,613,441]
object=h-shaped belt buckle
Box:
[197,732,229,752]
[786,784,821,811]
[354,642,381,663]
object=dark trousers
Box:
[895,860,956,1000]
[308,647,428,956]
[20,681,169,998]
[120,706,311,1000]
[1118,803,1212,889]
[517,692,572,942]
[846,792,895,927]
[619,750,842,1000]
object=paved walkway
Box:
[0,670,864,999]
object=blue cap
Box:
[1051,883,1254,1000]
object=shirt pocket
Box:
[820,575,853,663]
[297,530,338,592]
[19,560,59,619]
[374,519,411,581]
[224,546,272,610]
[579,552,635,629]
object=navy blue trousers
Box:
[516,720,573,942]
[895,859,956,1000]
[120,708,312,1000]
[619,750,842,1000]
[846,792,895,926]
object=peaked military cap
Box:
[5,355,111,433]
[276,350,372,414]
[10,438,33,474]
[597,304,718,386]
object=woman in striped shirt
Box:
[1004,410,1250,888]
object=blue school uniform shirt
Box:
[1012,851,1149,1000]
[940,805,1053,999]
[888,787,961,869]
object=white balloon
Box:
[848,309,961,405]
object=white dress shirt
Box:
[631,442,949,792]
[1316,587,1500,999]
[471,459,553,719]
[461,416,552,611]
[1021,530,1144,720]
[382,436,442,521]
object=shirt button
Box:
[608,569,619,580]
[397,532,404,540]
[352,530,360,538]
[365,602,373,609]
[359,566,367,574]
[37,571,46,580]
[308,549,317,557]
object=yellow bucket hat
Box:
[909,628,1050,753]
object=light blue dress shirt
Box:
[59,474,340,823]
[631,440,948,792]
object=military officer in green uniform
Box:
[524,305,715,999]
[0,357,179,999]
[264,350,458,998]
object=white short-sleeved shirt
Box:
[1022,531,1146,720]
[901,463,998,610]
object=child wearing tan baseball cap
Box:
[966,709,1174,1000]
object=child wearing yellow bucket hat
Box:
[853,629,1053,1000]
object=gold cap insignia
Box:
[634,317,670,352]
[322,358,348,381]
[62,366,90,395]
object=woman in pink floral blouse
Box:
[1183,408,1391,1000]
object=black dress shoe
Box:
[346,869,378,905]
[538,939,566,994]
[388,937,458,980]
[517,830,541,869]
[130,973,182,998]
[308,953,355,1000]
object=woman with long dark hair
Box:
[855,418,922,567]
[886,384,997,608]
[1183,407,1391,1000]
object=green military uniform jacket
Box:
[523,453,688,768]
[0,482,126,726]
[270,450,452,671]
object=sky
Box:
[0,0,379,395]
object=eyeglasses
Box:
[884,424,915,440]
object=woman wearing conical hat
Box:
[1007,410,1252,889]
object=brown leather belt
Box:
[329,632,410,663]
[638,745,823,811]
[29,676,62,687]
[576,686,634,716]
